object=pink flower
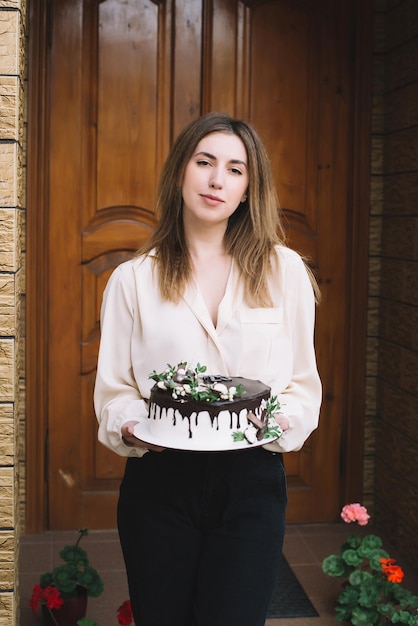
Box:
[341,503,370,526]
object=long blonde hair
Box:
[139,112,288,306]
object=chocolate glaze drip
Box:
[149,377,270,439]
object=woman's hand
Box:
[275,414,290,432]
[121,420,165,452]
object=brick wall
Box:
[365,0,386,519]
[0,0,26,624]
[371,0,418,568]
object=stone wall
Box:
[371,0,418,568]
[0,0,26,624]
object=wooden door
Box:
[27,0,371,529]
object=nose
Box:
[209,169,223,189]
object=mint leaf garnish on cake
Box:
[234,395,283,444]
[149,362,245,403]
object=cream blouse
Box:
[94,245,322,457]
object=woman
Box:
[94,112,322,626]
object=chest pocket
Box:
[239,307,285,376]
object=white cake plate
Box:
[133,419,280,452]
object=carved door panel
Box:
[46,0,353,528]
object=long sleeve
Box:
[264,249,322,453]
[94,264,149,457]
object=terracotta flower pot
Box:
[41,586,88,626]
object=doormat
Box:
[267,555,319,619]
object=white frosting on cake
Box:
[148,403,268,449]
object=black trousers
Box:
[117,447,287,626]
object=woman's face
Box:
[181,132,249,230]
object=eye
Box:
[229,167,243,175]
[196,159,212,167]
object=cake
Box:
[138,362,283,451]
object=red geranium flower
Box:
[117,599,133,625]
[30,584,64,613]
[380,557,405,583]
[43,585,64,609]
[30,584,44,613]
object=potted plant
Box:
[30,529,104,626]
[322,503,418,625]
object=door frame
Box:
[25,0,373,533]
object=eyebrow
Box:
[194,151,248,168]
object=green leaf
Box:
[335,605,353,621]
[391,611,418,624]
[235,384,245,397]
[322,554,350,577]
[369,548,390,571]
[358,583,381,609]
[60,545,89,566]
[359,534,383,552]
[52,564,78,593]
[265,395,281,417]
[342,549,364,568]
[338,584,360,607]
[264,425,282,439]
[350,606,379,625]
[77,567,104,598]
[346,534,362,549]
[40,572,54,588]
[377,603,394,617]
[348,570,375,589]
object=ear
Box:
[241,194,247,203]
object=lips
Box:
[200,193,224,203]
